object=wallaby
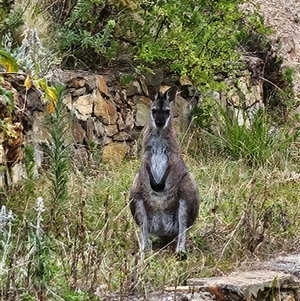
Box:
[129,86,200,257]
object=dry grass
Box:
[2,140,300,300]
[14,0,53,46]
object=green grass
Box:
[1,150,300,300]
[217,107,294,167]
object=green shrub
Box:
[46,0,247,89]
[132,0,243,88]
[47,0,118,68]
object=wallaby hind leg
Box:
[176,172,200,256]
[176,199,188,254]
[131,199,152,252]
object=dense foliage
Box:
[0,0,283,92]
[42,0,246,89]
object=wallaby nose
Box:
[155,120,165,128]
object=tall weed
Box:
[44,84,71,233]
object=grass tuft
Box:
[216,107,294,167]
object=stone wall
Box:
[225,68,264,127]
[62,71,198,161]
[0,71,198,187]
[0,63,267,187]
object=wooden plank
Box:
[164,270,299,301]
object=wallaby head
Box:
[148,86,178,130]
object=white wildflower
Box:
[35,197,45,237]
[0,206,14,233]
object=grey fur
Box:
[129,86,200,256]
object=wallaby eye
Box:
[152,109,157,114]
[165,109,170,116]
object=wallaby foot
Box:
[175,251,187,261]
[176,234,187,254]
[141,236,152,253]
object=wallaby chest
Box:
[149,143,169,186]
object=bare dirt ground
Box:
[240,0,300,101]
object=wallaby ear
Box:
[147,85,159,102]
[165,86,178,102]
[178,85,190,99]
[178,84,199,103]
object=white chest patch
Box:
[150,148,168,184]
